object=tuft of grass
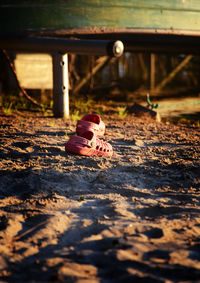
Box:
[73,98,94,114]
[79,196,85,201]
[71,110,80,123]
[0,125,7,129]
[117,106,128,119]
[50,100,53,109]
[49,121,56,127]
[95,108,104,116]
[3,102,13,115]
[42,105,48,117]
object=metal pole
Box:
[52,53,69,118]
[0,37,124,57]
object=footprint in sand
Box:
[143,227,164,239]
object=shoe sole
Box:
[65,143,113,157]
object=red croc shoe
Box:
[65,131,113,157]
[76,114,105,137]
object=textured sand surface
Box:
[0,110,200,282]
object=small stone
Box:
[133,139,144,147]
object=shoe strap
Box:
[70,135,96,148]
[76,120,99,130]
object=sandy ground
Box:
[0,110,200,282]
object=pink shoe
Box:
[76,114,105,137]
[65,131,113,157]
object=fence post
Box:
[52,52,69,118]
[150,53,155,91]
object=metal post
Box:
[52,53,69,118]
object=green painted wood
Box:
[1,0,200,36]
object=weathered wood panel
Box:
[14,54,53,89]
[1,0,200,36]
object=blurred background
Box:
[0,51,200,123]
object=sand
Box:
[0,110,200,282]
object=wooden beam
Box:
[155,55,193,91]
[73,56,110,95]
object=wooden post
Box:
[150,53,156,91]
[52,53,69,118]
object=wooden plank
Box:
[14,54,53,89]
[1,0,200,35]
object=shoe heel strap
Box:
[70,135,95,148]
[76,120,99,130]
